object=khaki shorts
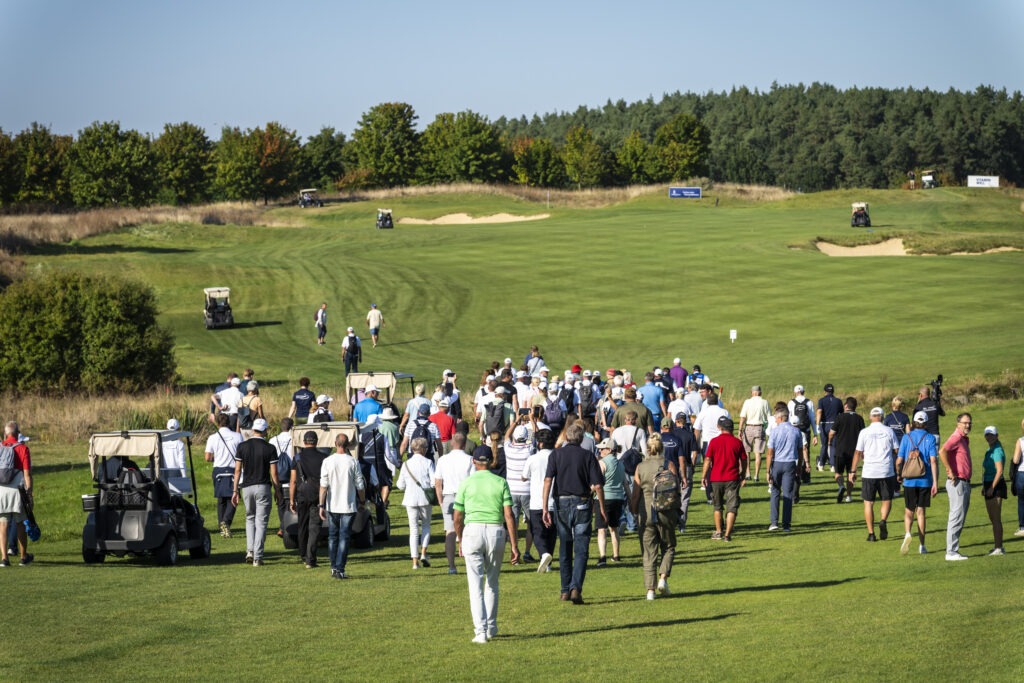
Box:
[742,425,765,454]
[711,480,741,514]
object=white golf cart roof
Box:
[290,421,361,451]
[851,202,869,211]
[300,188,319,194]
[89,430,193,458]
[204,287,231,298]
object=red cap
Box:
[571,364,582,374]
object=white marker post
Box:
[730,329,737,344]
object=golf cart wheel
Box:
[865,220,871,227]
[156,533,178,566]
[83,546,106,564]
[374,510,391,542]
[190,529,212,559]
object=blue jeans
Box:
[328,512,355,572]
[1015,471,1024,529]
[555,496,593,594]
[770,461,798,528]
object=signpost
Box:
[967,175,999,188]
[669,186,702,199]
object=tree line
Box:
[1,83,1021,208]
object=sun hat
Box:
[380,407,398,420]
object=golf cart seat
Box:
[102,468,151,509]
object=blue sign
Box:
[669,186,702,199]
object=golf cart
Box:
[298,189,323,208]
[376,208,394,229]
[82,430,211,566]
[344,371,416,419]
[921,170,938,190]
[850,202,871,228]
[203,287,234,329]
[281,421,391,550]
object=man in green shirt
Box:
[453,446,520,644]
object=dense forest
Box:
[1,83,1021,209]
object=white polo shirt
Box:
[855,421,899,478]
[204,427,242,469]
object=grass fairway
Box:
[8,186,1024,680]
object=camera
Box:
[930,374,943,402]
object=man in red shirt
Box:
[939,412,973,560]
[430,399,457,451]
[2,421,34,566]
[701,416,748,542]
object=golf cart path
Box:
[399,212,549,225]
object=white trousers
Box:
[406,505,431,558]
[463,523,506,638]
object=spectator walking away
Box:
[788,385,817,483]
[765,408,803,532]
[162,418,186,477]
[453,445,520,643]
[913,385,945,441]
[341,327,362,375]
[896,412,939,555]
[981,425,1007,556]
[1013,418,1024,537]
[366,303,385,348]
[816,383,844,472]
[631,433,679,600]
[829,397,865,504]
[288,378,316,422]
[319,433,366,579]
[238,381,265,438]
[352,384,383,423]
[435,432,474,574]
[522,429,557,573]
[543,422,607,605]
[852,407,900,542]
[205,413,242,537]
[270,418,294,537]
[940,413,973,561]
[290,430,329,569]
[595,437,626,566]
[739,385,771,482]
[397,438,436,569]
[309,395,334,423]
[209,372,237,425]
[211,376,243,431]
[701,416,747,541]
[231,419,280,566]
[1,421,33,567]
[315,302,328,345]
[502,421,536,563]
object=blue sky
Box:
[2,0,1022,140]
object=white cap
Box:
[495,386,506,395]
[252,418,269,432]
[365,384,378,393]
[870,407,884,417]
[504,357,512,364]
[794,384,804,393]
[984,425,998,435]
[347,326,354,332]
[166,418,180,430]
[913,411,928,423]
[513,425,529,442]
[442,368,453,377]
[673,357,681,364]
[486,374,496,382]
[316,394,332,404]
[230,377,241,386]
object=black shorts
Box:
[904,486,931,510]
[596,499,625,530]
[711,480,741,514]
[983,479,1007,500]
[861,476,897,502]
[834,452,854,476]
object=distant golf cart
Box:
[281,421,391,549]
[82,430,211,566]
[850,202,871,228]
[344,371,416,419]
[921,170,939,190]
[376,208,394,229]
[203,287,234,329]
[298,189,323,208]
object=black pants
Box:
[217,497,237,526]
[529,510,556,558]
[297,499,323,565]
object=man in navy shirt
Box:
[816,383,844,472]
[289,377,316,422]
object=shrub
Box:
[0,272,176,392]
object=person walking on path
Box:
[940,412,973,561]
[365,303,385,348]
[980,425,1007,556]
[816,383,844,472]
[631,433,679,600]
[595,437,626,566]
[738,385,771,482]
[434,432,474,574]
[896,412,939,555]
[318,433,366,579]
[1,421,33,567]
[315,303,328,345]
[231,419,280,566]
[829,397,865,504]
[205,413,242,538]
[453,446,520,643]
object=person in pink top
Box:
[939,412,973,560]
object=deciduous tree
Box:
[213,126,260,201]
[349,102,419,187]
[69,121,157,207]
[153,122,214,205]
[418,111,504,184]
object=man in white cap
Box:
[669,358,688,392]
[502,419,537,563]
[310,395,334,423]
[163,418,186,477]
[852,407,900,542]
[211,376,243,431]
[231,418,281,566]
[895,411,939,555]
[365,303,384,348]
[341,327,362,375]
[788,385,818,464]
[352,384,383,423]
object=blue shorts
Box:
[369,327,379,336]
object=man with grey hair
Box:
[852,407,900,542]
[1,421,33,566]
[765,408,802,531]
[231,418,280,566]
[738,385,771,482]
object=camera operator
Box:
[913,380,945,440]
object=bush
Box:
[0,272,176,392]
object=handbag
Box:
[410,463,438,505]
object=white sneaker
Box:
[1014,528,1024,537]
[768,524,780,531]
[987,547,1006,556]
[537,553,552,573]
[817,464,824,472]
[657,578,669,595]
[830,466,836,473]
[919,546,928,554]
[471,634,488,644]
[843,495,852,503]
[646,590,656,601]
[900,533,913,555]
[945,552,969,561]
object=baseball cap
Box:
[370,303,377,308]
[673,357,681,365]
[516,370,527,379]
[472,445,493,463]
[316,394,332,404]
[438,398,450,407]
[495,386,506,395]
[252,418,269,432]
[824,383,835,392]
[984,425,998,435]
[913,411,928,423]
[486,374,496,382]
[417,404,430,416]
[582,369,592,377]
[751,385,761,392]
[870,407,884,417]
[794,384,804,393]
[347,326,354,332]
[230,377,241,386]
[365,383,378,393]
[596,438,615,451]
[571,364,582,374]
[166,418,180,430]
[606,368,617,378]
[504,357,513,364]
[654,367,663,376]
[547,386,559,395]
[717,416,734,430]
[442,368,453,377]
[513,425,529,442]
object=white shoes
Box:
[768,524,780,531]
[988,547,1006,556]
[646,590,656,601]
[657,578,670,595]
[945,552,969,561]
[537,553,552,573]
[900,533,913,555]
[1014,528,1024,537]
[919,546,928,554]
[472,634,488,644]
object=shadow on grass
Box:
[228,321,283,329]
[512,612,742,639]
[32,243,194,256]
[686,577,865,599]
[376,339,427,348]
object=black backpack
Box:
[411,418,436,458]
[544,398,565,430]
[578,384,595,417]
[238,397,255,430]
[793,398,811,430]
[559,386,576,413]
[483,401,508,436]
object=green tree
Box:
[652,112,710,181]
[563,125,608,189]
[300,127,346,191]
[616,130,656,185]
[0,129,17,205]
[213,126,260,201]
[254,121,301,204]
[418,111,504,184]
[510,137,566,187]
[0,272,176,392]
[69,121,157,207]
[153,122,214,205]
[349,102,419,187]
[13,122,72,205]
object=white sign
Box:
[968,175,999,188]
[729,329,737,343]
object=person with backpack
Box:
[289,430,328,568]
[788,385,818,484]
[576,376,598,421]
[401,404,442,462]
[238,381,265,438]
[314,302,327,345]
[0,421,33,567]
[631,432,680,600]
[479,387,513,443]
[542,386,567,435]
[341,327,363,375]
[896,412,939,555]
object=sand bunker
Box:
[945,246,1022,256]
[399,212,549,225]
[816,239,906,256]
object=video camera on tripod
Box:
[930,374,943,403]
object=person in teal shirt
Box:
[453,446,519,644]
[981,426,1007,555]
[595,438,625,566]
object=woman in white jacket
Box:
[397,437,436,569]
